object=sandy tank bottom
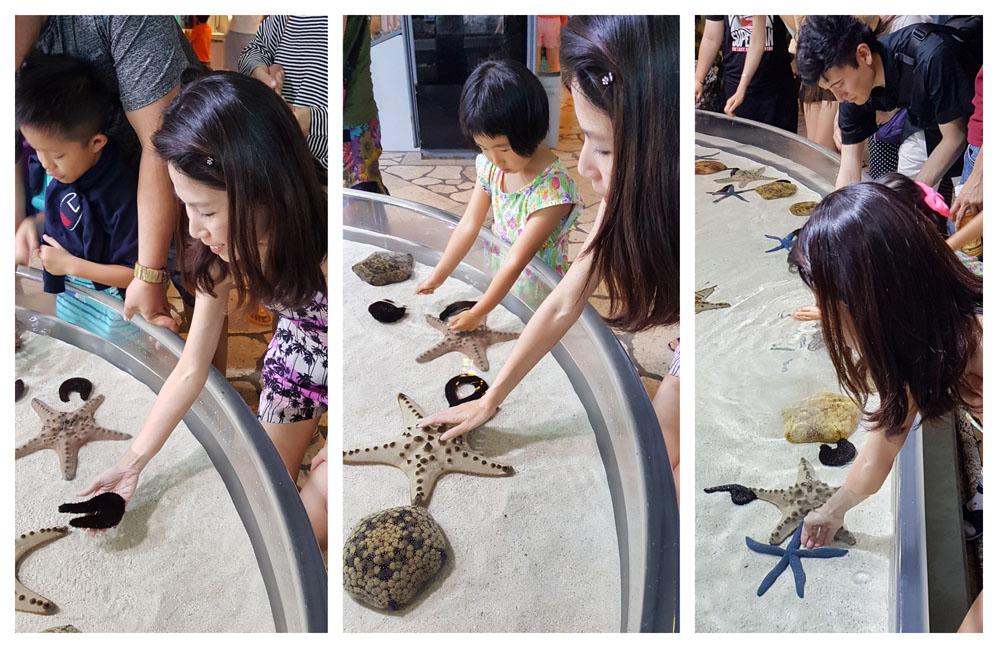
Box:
[694,149,893,632]
[343,240,621,632]
[15,331,273,632]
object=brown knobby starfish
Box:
[16,395,132,481]
[695,285,731,314]
[415,314,519,372]
[343,393,514,506]
[748,458,856,546]
[15,526,70,614]
[714,166,778,188]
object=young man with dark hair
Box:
[16,52,138,296]
[796,15,980,190]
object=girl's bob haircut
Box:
[561,15,680,331]
[791,182,982,434]
[459,58,548,158]
[153,71,326,311]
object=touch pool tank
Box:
[343,188,680,632]
[696,109,930,632]
[14,267,328,633]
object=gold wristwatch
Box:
[133,262,170,284]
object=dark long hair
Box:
[153,71,326,310]
[792,183,982,434]
[561,15,679,331]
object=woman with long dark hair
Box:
[421,15,681,493]
[791,182,982,630]
[80,72,329,548]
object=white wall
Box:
[370,33,418,152]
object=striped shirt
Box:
[239,15,328,170]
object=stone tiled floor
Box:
[378,92,678,398]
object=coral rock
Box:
[343,506,448,611]
[789,201,818,216]
[352,252,414,286]
[755,181,798,200]
[783,392,860,443]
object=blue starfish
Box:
[763,230,799,253]
[745,522,848,598]
[708,183,754,203]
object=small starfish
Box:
[416,314,519,372]
[747,458,856,545]
[15,526,70,614]
[16,395,132,481]
[746,522,848,598]
[695,285,731,314]
[716,166,778,188]
[343,393,514,506]
[764,230,800,253]
[707,183,754,203]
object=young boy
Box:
[15,52,139,297]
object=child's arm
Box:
[448,203,569,331]
[34,234,134,289]
[415,186,492,294]
[947,210,983,253]
[421,200,608,440]
[77,278,231,506]
[15,212,43,266]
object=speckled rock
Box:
[351,252,414,286]
[695,160,728,175]
[783,392,860,443]
[343,506,448,611]
[789,201,818,216]
[755,181,798,200]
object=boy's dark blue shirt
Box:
[28,139,139,294]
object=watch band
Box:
[133,262,170,284]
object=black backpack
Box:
[894,16,982,111]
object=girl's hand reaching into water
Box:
[418,399,498,442]
[801,507,844,549]
[448,309,484,332]
[415,276,443,295]
[792,305,822,321]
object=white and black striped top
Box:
[239,15,328,170]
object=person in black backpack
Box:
[796,15,981,191]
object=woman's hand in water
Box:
[415,276,443,295]
[792,305,822,321]
[801,507,844,549]
[418,399,498,442]
[448,309,484,332]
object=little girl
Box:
[790,181,982,631]
[415,58,583,331]
[79,72,328,548]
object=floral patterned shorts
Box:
[258,294,328,424]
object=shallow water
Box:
[694,149,893,632]
[15,332,272,632]
[342,240,620,632]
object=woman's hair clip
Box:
[206,156,215,166]
[601,72,614,86]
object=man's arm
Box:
[914,117,968,187]
[836,141,865,188]
[122,85,180,332]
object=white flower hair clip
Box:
[601,72,614,86]
[206,156,214,166]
